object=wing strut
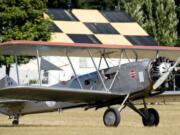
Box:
[109,50,124,89]
[118,93,129,112]
[98,54,103,70]
[66,50,83,89]
[36,48,42,86]
[102,54,110,69]
[156,50,159,58]
[124,50,131,63]
[98,50,110,70]
[14,55,20,85]
[88,49,109,92]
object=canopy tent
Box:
[40,58,62,71]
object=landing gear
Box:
[126,99,160,127]
[12,119,19,125]
[103,94,129,127]
[12,115,19,125]
[141,108,159,126]
[102,97,160,127]
[103,108,120,127]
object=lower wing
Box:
[0,100,26,115]
[0,86,124,104]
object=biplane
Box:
[0,40,180,127]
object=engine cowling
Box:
[149,57,174,88]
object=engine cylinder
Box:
[149,57,174,82]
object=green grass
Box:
[0,104,180,135]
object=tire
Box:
[103,108,120,127]
[142,108,159,127]
[12,120,19,125]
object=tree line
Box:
[0,0,51,75]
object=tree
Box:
[0,56,30,76]
[175,0,180,34]
[47,0,68,8]
[123,0,145,27]
[124,0,178,46]
[175,0,180,46]
[77,0,116,10]
[54,0,116,10]
[47,0,79,9]
[0,0,52,76]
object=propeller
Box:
[153,57,180,90]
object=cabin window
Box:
[84,80,90,85]
[105,72,116,79]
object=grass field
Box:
[0,104,180,135]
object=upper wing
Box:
[0,40,180,60]
[0,86,124,103]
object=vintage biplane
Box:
[0,40,180,127]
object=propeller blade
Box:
[153,72,170,90]
[153,57,180,90]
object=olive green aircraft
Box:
[0,40,180,127]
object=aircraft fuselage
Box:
[67,59,153,95]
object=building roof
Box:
[47,9,158,46]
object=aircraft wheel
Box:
[12,120,19,125]
[142,108,159,127]
[103,108,120,127]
